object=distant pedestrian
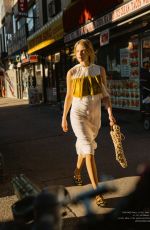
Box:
[61,39,116,206]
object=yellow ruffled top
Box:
[72,75,103,98]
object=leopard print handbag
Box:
[110,124,128,168]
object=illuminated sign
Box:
[29,55,38,63]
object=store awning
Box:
[64,0,150,43]
[63,0,123,33]
[27,12,64,54]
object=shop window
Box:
[99,35,141,111]
[47,62,55,88]
[36,64,42,71]
[55,53,60,63]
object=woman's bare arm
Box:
[61,70,73,132]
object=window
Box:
[27,7,34,32]
[48,0,61,18]
[27,5,37,35]
[13,14,16,34]
[17,17,25,30]
[48,1,55,17]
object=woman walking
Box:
[61,39,116,206]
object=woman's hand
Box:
[61,117,68,132]
[109,114,116,126]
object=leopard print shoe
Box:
[95,195,106,207]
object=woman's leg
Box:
[85,154,106,206]
[91,155,99,185]
[74,154,85,176]
[74,155,85,186]
[85,154,99,189]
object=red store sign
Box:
[100,29,109,47]
[18,0,28,13]
[29,55,38,63]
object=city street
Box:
[0,0,150,229]
[0,97,150,229]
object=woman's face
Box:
[75,43,89,64]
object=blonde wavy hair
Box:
[74,39,95,64]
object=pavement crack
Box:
[64,205,77,218]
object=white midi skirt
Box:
[70,94,101,156]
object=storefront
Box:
[7,19,28,100]
[0,67,17,98]
[16,53,43,104]
[64,0,150,111]
[95,1,150,111]
[27,12,65,105]
[44,50,66,105]
[104,32,150,111]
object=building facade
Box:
[27,0,72,105]
[1,0,150,112]
[0,0,16,97]
[0,0,72,105]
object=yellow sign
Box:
[28,16,64,54]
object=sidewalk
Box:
[0,97,29,107]
[0,97,148,226]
